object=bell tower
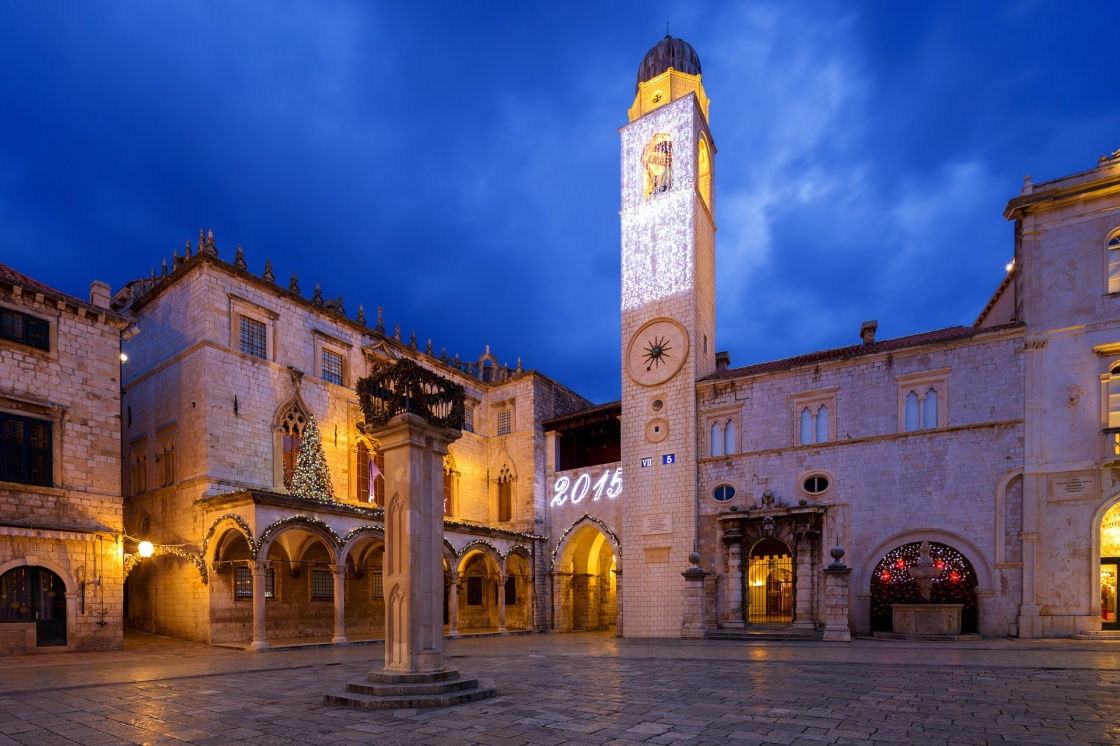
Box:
[619,35,716,637]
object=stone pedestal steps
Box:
[705,625,824,642]
[324,667,496,710]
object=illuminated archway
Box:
[1099,501,1120,629]
[555,524,617,631]
[747,538,793,623]
[869,541,979,633]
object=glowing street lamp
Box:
[138,540,154,558]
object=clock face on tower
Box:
[626,317,689,386]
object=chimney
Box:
[715,351,731,371]
[860,320,878,346]
[89,280,111,310]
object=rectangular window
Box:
[311,569,334,599]
[504,576,517,606]
[0,308,49,351]
[239,316,267,359]
[466,576,483,606]
[497,409,511,436]
[131,447,147,495]
[463,404,474,433]
[321,349,343,385]
[0,413,52,487]
[157,434,176,487]
[371,568,383,599]
[235,567,275,599]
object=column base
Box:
[331,635,348,645]
[822,625,851,642]
[249,640,269,652]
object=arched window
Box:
[710,422,723,457]
[355,440,385,506]
[799,408,812,446]
[723,419,737,455]
[815,405,830,444]
[922,388,938,430]
[643,133,673,199]
[0,566,66,646]
[698,137,712,209]
[280,407,306,490]
[905,391,920,432]
[1109,234,1120,294]
[497,465,513,523]
[443,455,456,518]
[1109,364,1120,429]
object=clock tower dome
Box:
[619,35,716,637]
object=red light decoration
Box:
[896,558,906,569]
[881,571,891,582]
[949,571,960,582]
[935,560,944,569]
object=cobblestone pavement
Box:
[2,631,1120,745]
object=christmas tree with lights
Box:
[289,414,335,502]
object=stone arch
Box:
[256,517,342,564]
[0,556,77,596]
[550,515,623,571]
[1089,492,1120,623]
[201,514,255,564]
[859,529,993,595]
[456,541,502,573]
[340,525,385,562]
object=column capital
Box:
[252,560,270,575]
[330,563,348,578]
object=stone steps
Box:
[1071,630,1120,640]
[324,667,497,710]
[705,626,823,642]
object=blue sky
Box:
[1,2,1116,403]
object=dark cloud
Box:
[0,1,1116,403]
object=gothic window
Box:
[793,389,837,446]
[698,136,712,209]
[239,316,267,359]
[897,372,948,433]
[0,413,52,487]
[710,422,722,457]
[723,419,737,455]
[280,406,306,490]
[130,444,147,495]
[643,133,673,199]
[1109,234,1120,294]
[0,307,49,351]
[157,432,176,487]
[497,465,513,523]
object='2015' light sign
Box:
[551,468,622,507]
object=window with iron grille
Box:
[0,308,49,351]
[371,568,383,599]
[466,576,483,606]
[311,569,334,599]
[321,349,343,385]
[497,408,511,436]
[463,404,474,433]
[504,576,517,605]
[0,413,52,487]
[234,567,275,599]
[239,316,267,359]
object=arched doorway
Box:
[457,550,502,632]
[870,541,978,633]
[555,524,617,631]
[0,565,67,646]
[747,539,793,623]
[1100,502,1120,630]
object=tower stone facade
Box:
[618,36,717,636]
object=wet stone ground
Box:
[1,630,1120,745]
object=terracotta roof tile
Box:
[543,399,621,429]
[0,262,125,321]
[703,323,1023,381]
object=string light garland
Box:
[124,545,208,584]
[255,515,344,556]
[550,514,624,569]
[869,541,978,633]
[288,414,336,502]
[200,514,255,563]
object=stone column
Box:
[447,571,459,638]
[614,568,623,637]
[725,541,744,628]
[586,574,601,630]
[703,572,719,630]
[374,411,461,673]
[526,573,535,632]
[331,564,348,645]
[497,574,507,633]
[793,533,815,629]
[250,560,269,652]
[822,548,852,642]
[681,561,708,639]
[64,591,77,649]
[551,571,573,632]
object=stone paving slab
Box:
[0,631,1119,744]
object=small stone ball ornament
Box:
[829,545,847,568]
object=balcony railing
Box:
[356,358,465,431]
